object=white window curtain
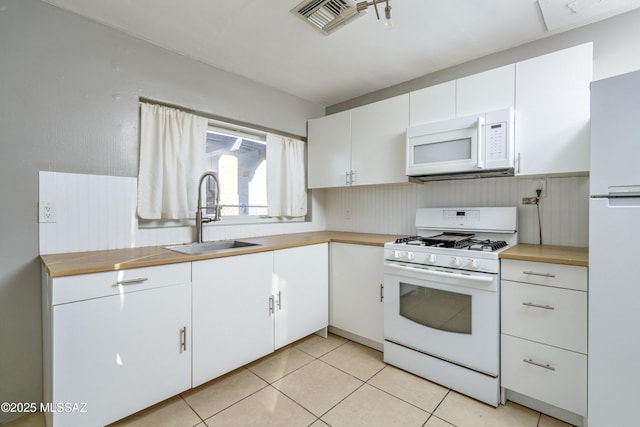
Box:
[137,102,208,219]
[266,134,308,218]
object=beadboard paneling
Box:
[321,176,589,247]
[39,171,326,255]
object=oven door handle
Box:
[384,262,495,287]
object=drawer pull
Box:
[523,358,555,371]
[523,271,556,278]
[114,277,149,287]
[522,301,555,310]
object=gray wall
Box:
[0,0,323,421]
[328,7,640,114]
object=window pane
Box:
[205,131,267,217]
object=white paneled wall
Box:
[39,171,138,254]
[38,171,587,254]
[321,176,589,247]
[39,171,326,255]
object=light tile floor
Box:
[4,334,574,427]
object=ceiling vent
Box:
[292,0,364,35]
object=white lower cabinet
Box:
[192,244,328,386]
[192,252,274,387]
[43,263,192,427]
[502,334,587,416]
[273,244,329,350]
[44,244,330,426]
[500,259,588,424]
[330,243,384,348]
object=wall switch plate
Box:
[39,201,57,223]
[344,208,352,219]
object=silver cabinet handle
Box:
[351,171,356,185]
[269,295,274,315]
[523,271,556,278]
[522,301,555,310]
[180,327,187,352]
[276,291,282,310]
[523,358,555,371]
[516,152,521,174]
[345,171,350,185]
[114,277,148,287]
[380,284,384,302]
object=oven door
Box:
[383,261,499,376]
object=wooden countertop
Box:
[500,244,588,267]
[40,231,397,278]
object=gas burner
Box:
[395,233,475,249]
[467,239,508,252]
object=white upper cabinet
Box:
[409,66,514,127]
[410,81,456,126]
[308,94,409,188]
[308,110,351,188]
[350,94,409,187]
[456,64,515,116]
[515,43,593,176]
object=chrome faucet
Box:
[195,171,221,243]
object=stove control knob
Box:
[452,256,463,267]
[426,254,437,264]
[393,250,403,259]
[406,252,415,261]
[466,258,480,269]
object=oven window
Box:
[413,138,472,163]
[399,282,472,334]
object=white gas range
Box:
[383,207,517,407]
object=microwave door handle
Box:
[476,116,485,169]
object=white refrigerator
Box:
[589,70,640,426]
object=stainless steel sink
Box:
[164,240,261,255]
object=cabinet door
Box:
[330,243,384,345]
[410,81,456,126]
[192,252,274,387]
[308,110,351,188]
[273,244,328,350]
[456,64,515,116]
[515,43,592,176]
[52,283,191,427]
[351,94,409,186]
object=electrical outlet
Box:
[39,201,57,223]
[533,179,547,197]
[522,197,538,205]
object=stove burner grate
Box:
[467,239,508,252]
[394,235,508,252]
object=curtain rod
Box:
[139,97,307,142]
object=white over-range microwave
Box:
[406,108,514,182]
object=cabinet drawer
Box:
[501,280,587,353]
[51,263,191,305]
[501,260,587,291]
[501,334,586,416]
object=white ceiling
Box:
[41,0,640,106]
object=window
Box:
[137,101,308,227]
[204,126,268,218]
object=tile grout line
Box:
[177,394,205,426]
